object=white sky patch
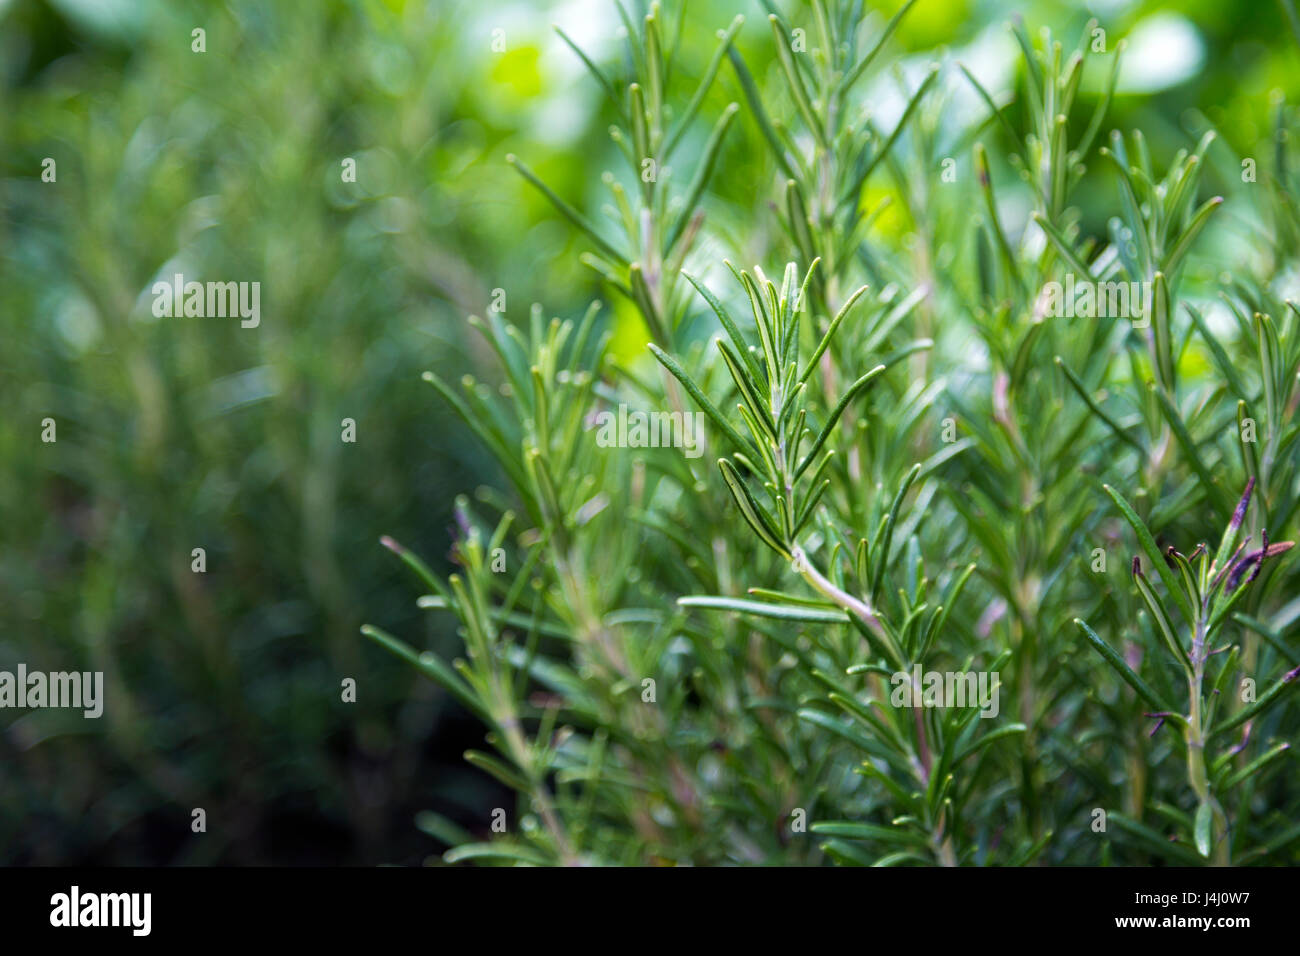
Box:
[1089,0,1140,14]
[1271,263,1300,304]
[854,55,938,133]
[1117,13,1205,94]
[477,0,617,146]
[1197,297,1242,339]
[530,93,598,147]
[945,25,1019,120]
[551,0,619,64]
[54,290,102,354]
[849,25,1015,154]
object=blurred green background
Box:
[2,0,1296,864]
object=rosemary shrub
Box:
[364,1,1299,866]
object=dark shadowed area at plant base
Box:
[0,867,1286,942]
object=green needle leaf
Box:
[1102,484,1196,626]
[1074,618,1172,712]
[648,343,752,453]
[679,595,849,622]
[507,154,629,266]
[795,365,887,479]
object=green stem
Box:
[792,545,904,668]
[1186,611,1230,865]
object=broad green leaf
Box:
[1193,801,1212,858]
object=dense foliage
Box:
[5,0,1298,866]
[369,1,1300,865]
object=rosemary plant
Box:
[364,1,1299,866]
